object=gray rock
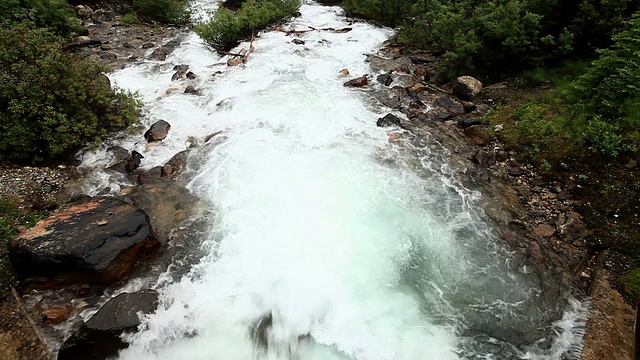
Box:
[377,114,402,128]
[58,290,159,360]
[144,120,171,142]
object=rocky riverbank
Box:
[354,44,634,358]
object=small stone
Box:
[377,114,402,128]
[174,211,187,222]
[625,159,638,169]
[142,43,155,49]
[344,75,368,87]
[97,220,108,226]
[534,224,556,238]
[291,39,305,45]
[407,83,426,92]
[184,85,199,95]
[508,167,526,177]
[339,69,349,77]
[43,308,69,325]
[100,44,112,51]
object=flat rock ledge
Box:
[9,197,159,287]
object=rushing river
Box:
[79,1,587,359]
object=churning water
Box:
[79,1,586,359]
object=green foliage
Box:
[0,0,84,37]
[0,198,42,292]
[564,14,640,156]
[195,0,301,50]
[0,25,141,164]
[130,0,190,24]
[342,0,412,27]
[120,12,140,25]
[398,0,574,78]
[622,268,640,302]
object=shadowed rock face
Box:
[58,290,159,360]
[9,197,159,287]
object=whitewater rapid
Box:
[78,2,586,359]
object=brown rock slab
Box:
[463,125,491,146]
[534,223,556,238]
[9,197,159,287]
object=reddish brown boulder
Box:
[344,75,368,87]
[9,197,159,287]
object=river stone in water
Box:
[58,290,159,360]
[144,120,171,142]
[9,198,159,286]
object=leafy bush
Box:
[342,0,412,27]
[195,0,300,50]
[398,0,574,78]
[565,13,640,156]
[0,25,141,164]
[0,0,84,37]
[131,0,190,24]
[120,12,140,25]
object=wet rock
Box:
[534,223,556,238]
[43,307,69,325]
[171,64,190,81]
[344,75,368,87]
[472,149,496,167]
[98,51,116,61]
[377,74,393,86]
[9,197,159,286]
[186,71,197,79]
[458,117,483,128]
[126,151,144,173]
[508,167,526,177]
[137,166,163,184]
[127,182,202,244]
[142,42,155,49]
[161,150,189,179]
[184,85,199,95]
[144,120,171,142]
[365,55,411,73]
[93,9,116,23]
[148,37,181,61]
[463,125,490,146]
[58,290,158,360]
[291,39,305,45]
[407,83,426,92]
[377,114,402,128]
[453,76,483,101]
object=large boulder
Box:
[453,76,483,101]
[127,182,203,244]
[9,198,159,287]
[144,120,171,142]
[58,290,159,360]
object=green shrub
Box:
[0,0,84,37]
[195,0,300,51]
[120,12,141,25]
[565,13,640,155]
[398,0,574,78]
[0,25,141,164]
[131,0,190,24]
[342,0,412,27]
